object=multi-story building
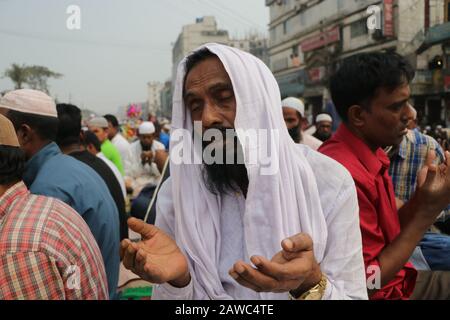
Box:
[165,16,270,119]
[267,0,450,126]
[172,16,230,81]
[229,35,270,65]
[160,80,173,119]
[147,81,164,116]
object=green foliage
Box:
[3,64,62,94]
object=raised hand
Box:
[228,233,322,296]
[120,218,190,287]
[415,150,450,222]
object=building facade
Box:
[147,81,164,116]
[267,0,450,126]
[160,80,173,119]
[172,16,230,82]
[228,35,270,65]
[162,16,270,119]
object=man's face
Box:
[139,133,155,150]
[0,108,30,158]
[107,121,117,140]
[359,84,411,149]
[184,56,248,194]
[89,126,108,143]
[282,107,302,143]
[184,56,236,141]
[315,121,332,141]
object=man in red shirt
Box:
[320,52,450,299]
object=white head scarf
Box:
[170,43,327,299]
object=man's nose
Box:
[202,100,222,129]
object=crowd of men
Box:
[0,43,449,300]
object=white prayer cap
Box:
[88,117,108,128]
[0,114,19,147]
[139,121,155,135]
[281,97,305,118]
[0,89,57,118]
[316,113,333,123]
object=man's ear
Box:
[16,124,33,145]
[348,105,366,129]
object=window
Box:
[446,0,450,22]
[350,19,368,38]
[283,21,287,35]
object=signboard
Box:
[307,66,326,84]
[301,26,340,53]
[445,75,450,92]
[383,0,394,37]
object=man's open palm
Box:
[120,218,189,285]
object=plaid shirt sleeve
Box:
[0,252,66,299]
[0,183,108,300]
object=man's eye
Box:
[218,91,233,100]
[190,102,202,111]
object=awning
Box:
[417,22,450,54]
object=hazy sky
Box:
[0,0,269,114]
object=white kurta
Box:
[111,133,133,171]
[301,132,322,151]
[153,146,368,300]
[126,140,166,197]
[97,152,127,199]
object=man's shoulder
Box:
[299,146,358,220]
[153,140,166,151]
[114,133,131,145]
[102,139,120,154]
[0,193,82,252]
[32,154,114,207]
[408,129,437,147]
[37,153,103,183]
[302,146,354,192]
[319,139,368,183]
[302,133,322,150]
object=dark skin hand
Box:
[120,218,191,288]
[141,150,168,172]
[369,150,450,296]
[228,233,322,296]
[121,219,322,295]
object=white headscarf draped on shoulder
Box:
[169,43,327,299]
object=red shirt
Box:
[319,124,417,300]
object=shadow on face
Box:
[184,54,248,194]
[139,133,155,150]
[89,126,108,144]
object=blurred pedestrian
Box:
[0,89,120,299]
[282,97,322,150]
[0,114,108,299]
[313,113,333,142]
[56,103,128,242]
[88,116,124,175]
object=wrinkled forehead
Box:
[183,56,233,94]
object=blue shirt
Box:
[23,142,120,299]
[159,132,170,150]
